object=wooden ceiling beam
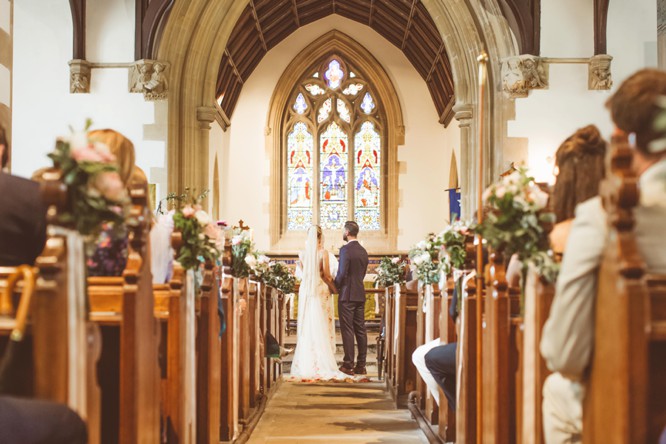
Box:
[291,0,301,27]
[401,0,418,50]
[249,0,268,52]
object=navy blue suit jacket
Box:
[334,240,369,302]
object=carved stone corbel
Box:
[68,59,91,94]
[128,59,169,100]
[589,54,613,90]
[501,55,549,98]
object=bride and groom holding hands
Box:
[290,221,370,380]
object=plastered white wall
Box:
[509,0,658,182]
[218,14,459,252]
[11,0,168,200]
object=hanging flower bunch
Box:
[247,253,271,280]
[374,256,407,288]
[475,167,558,282]
[436,220,473,274]
[166,189,220,270]
[229,228,256,278]
[261,261,296,294]
[47,119,129,237]
[408,233,442,285]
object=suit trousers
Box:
[542,372,583,444]
[0,396,87,444]
[424,342,457,411]
[338,300,367,368]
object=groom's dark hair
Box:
[344,221,359,237]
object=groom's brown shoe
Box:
[353,366,367,375]
[339,365,354,376]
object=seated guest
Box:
[541,69,666,443]
[86,129,141,276]
[0,124,47,266]
[0,396,87,444]
[423,285,458,410]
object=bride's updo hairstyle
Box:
[552,124,607,223]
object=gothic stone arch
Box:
[157,0,519,219]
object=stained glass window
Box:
[305,84,325,95]
[343,83,364,95]
[354,122,381,230]
[293,93,307,114]
[287,122,314,230]
[325,60,344,89]
[319,122,348,230]
[285,57,384,232]
[361,92,375,114]
[317,98,332,123]
[337,99,351,123]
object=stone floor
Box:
[247,381,427,444]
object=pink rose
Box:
[93,142,116,163]
[93,172,126,202]
[72,146,105,163]
[204,223,218,240]
[182,205,195,218]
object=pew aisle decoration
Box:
[260,262,296,294]
[48,120,129,242]
[374,256,407,288]
[166,189,221,270]
[408,233,442,285]
[436,220,472,302]
[230,228,257,278]
[476,167,558,308]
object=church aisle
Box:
[248,382,427,443]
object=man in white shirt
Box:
[540,69,666,443]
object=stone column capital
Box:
[68,59,91,94]
[129,59,169,100]
[197,106,230,131]
[589,54,613,90]
[453,103,473,127]
[500,55,549,99]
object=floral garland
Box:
[47,120,129,238]
[374,256,407,288]
[166,189,220,270]
[476,167,559,283]
[408,233,442,285]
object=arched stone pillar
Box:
[156,0,519,218]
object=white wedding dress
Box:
[290,228,348,381]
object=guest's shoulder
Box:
[0,172,40,192]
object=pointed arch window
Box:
[285,57,384,232]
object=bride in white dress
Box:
[290,225,348,380]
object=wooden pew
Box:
[0,169,102,442]
[438,277,457,442]
[583,134,666,443]
[386,284,419,407]
[87,183,161,443]
[219,273,239,442]
[456,272,479,443]
[196,261,222,444]
[383,285,396,387]
[409,282,442,440]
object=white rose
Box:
[245,255,257,268]
[495,185,507,199]
[416,240,427,250]
[532,188,549,209]
[69,131,90,151]
[198,233,205,240]
[231,235,242,245]
[420,252,431,264]
[195,210,211,227]
[391,257,400,264]
[412,255,424,266]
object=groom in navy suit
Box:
[334,221,369,375]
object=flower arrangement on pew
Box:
[229,228,256,278]
[48,119,129,241]
[165,189,220,270]
[408,233,443,285]
[374,256,407,288]
[435,220,472,274]
[475,167,559,294]
[261,262,296,295]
